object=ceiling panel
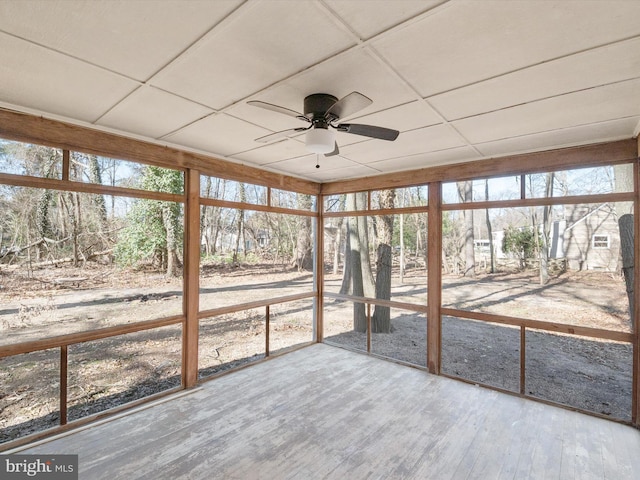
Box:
[453,78,640,144]
[264,154,369,177]
[369,146,480,173]
[340,124,466,163]
[237,48,413,117]
[430,36,640,121]
[230,139,309,166]
[0,0,242,81]
[97,86,214,139]
[0,32,138,122]
[324,0,444,39]
[226,102,308,136]
[152,0,356,110]
[372,0,640,97]
[475,117,640,157]
[164,113,271,158]
[309,164,382,182]
[350,100,442,133]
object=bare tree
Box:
[292,194,313,271]
[340,192,375,298]
[372,189,395,333]
[614,164,634,322]
[484,180,496,273]
[457,181,475,277]
[233,183,246,265]
[339,193,375,332]
[539,172,554,285]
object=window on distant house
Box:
[592,234,610,249]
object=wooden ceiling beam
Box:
[321,139,638,195]
[0,108,321,195]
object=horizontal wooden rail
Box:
[0,315,184,358]
[324,292,429,314]
[442,191,635,211]
[441,308,633,343]
[322,191,633,217]
[200,197,317,217]
[0,172,184,203]
[198,292,316,319]
[323,204,429,218]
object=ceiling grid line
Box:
[416,34,640,100]
[0,28,144,85]
[362,44,483,157]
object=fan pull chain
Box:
[316,155,320,169]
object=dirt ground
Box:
[322,269,633,421]
[0,264,634,445]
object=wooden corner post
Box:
[315,194,324,343]
[427,182,442,374]
[633,156,640,427]
[183,168,200,388]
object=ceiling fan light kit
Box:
[248,91,400,165]
[306,127,335,154]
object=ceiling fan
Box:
[247,92,399,161]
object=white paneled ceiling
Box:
[0,0,639,182]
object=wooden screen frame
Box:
[1,108,638,440]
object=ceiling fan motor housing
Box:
[304,93,338,125]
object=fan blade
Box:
[324,92,372,120]
[324,142,339,157]
[254,127,308,143]
[336,123,399,141]
[247,100,309,122]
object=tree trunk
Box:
[64,191,80,267]
[88,155,108,231]
[332,218,342,275]
[372,189,395,333]
[233,183,246,265]
[540,172,554,285]
[36,189,53,261]
[73,192,81,266]
[356,192,375,297]
[619,214,634,324]
[615,164,634,323]
[457,181,475,277]
[399,212,405,283]
[485,180,495,274]
[292,194,313,271]
[163,202,181,277]
[201,177,211,255]
[340,219,352,294]
[350,212,367,333]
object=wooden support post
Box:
[183,169,200,388]
[265,305,270,357]
[315,195,324,343]
[520,326,526,396]
[427,182,442,374]
[60,345,68,425]
[633,158,640,426]
[62,150,70,181]
[367,303,372,353]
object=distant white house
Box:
[478,204,621,272]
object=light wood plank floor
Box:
[15,344,640,479]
